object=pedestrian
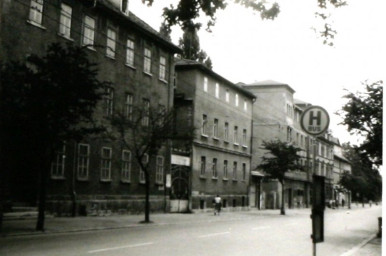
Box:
[369,200,372,207]
[214,195,222,216]
[342,199,345,208]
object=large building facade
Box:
[174,60,255,212]
[1,0,181,215]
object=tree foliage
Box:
[0,43,108,230]
[339,80,383,166]
[257,140,303,214]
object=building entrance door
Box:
[170,164,190,212]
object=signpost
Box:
[300,106,330,256]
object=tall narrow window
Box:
[82,16,95,46]
[235,94,239,107]
[215,83,219,98]
[224,122,229,141]
[139,154,148,183]
[202,114,208,135]
[242,163,246,181]
[125,93,133,120]
[234,126,238,144]
[225,90,229,102]
[106,28,116,58]
[223,160,228,179]
[213,118,219,138]
[121,150,131,182]
[159,56,166,80]
[212,158,218,178]
[242,129,247,146]
[101,147,112,181]
[233,161,237,180]
[200,156,206,176]
[29,0,44,25]
[287,127,292,142]
[203,77,208,92]
[59,3,72,38]
[51,143,65,178]
[156,156,164,184]
[142,99,150,126]
[104,87,114,117]
[77,144,89,180]
[144,48,151,74]
[126,39,135,66]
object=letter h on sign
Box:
[309,111,321,126]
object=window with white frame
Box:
[234,126,238,144]
[126,39,135,66]
[212,158,218,178]
[82,15,95,46]
[200,156,206,176]
[142,99,150,126]
[202,114,208,135]
[224,122,229,141]
[29,0,44,25]
[233,161,237,180]
[101,147,112,181]
[51,143,65,178]
[104,87,114,117]
[215,83,219,98]
[225,89,229,102]
[77,144,89,180]
[243,99,247,111]
[106,28,116,58]
[156,156,164,184]
[213,118,218,138]
[203,77,208,92]
[139,153,148,183]
[223,160,228,179]
[121,150,131,182]
[242,129,247,146]
[159,56,166,81]
[144,48,151,74]
[235,93,239,107]
[59,3,72,38]
[242,163,246,181]
[125,93,133,120]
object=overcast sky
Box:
[130,0,385,146]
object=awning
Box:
[251,171,265,177]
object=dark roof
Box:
[175,59,256,99]
[97,0,181,53]
[243,80,295,94]
[334,154,351,164]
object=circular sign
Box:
[300,106,330,136]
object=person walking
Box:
[214,195,222,216]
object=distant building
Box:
[0,0,181,214]
[173,59,255,212]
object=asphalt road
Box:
[0,206,381,256]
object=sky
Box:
[129,0,385,146]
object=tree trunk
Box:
[36,158,50,231]
[280,180,286,215]
[144,171,150,223]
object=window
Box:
[126,39,135,66]
[242,129,247,146]
[233,162,237,180]
[29,0,44,25]
[125,93,133,120]
[235,94,239,107]
[203,77,208,92]
[122,0,129,13]
[144,48,151,74]
[234,126,238,144]
[82,16,95,46]
[101,147,112,181]
[223,160,228,179]
[106,28,116,58]
[225,90,229,102]
[159,56,166,80]
[242,163,246,181]
[244,99,247,111]
[104,87,114,117]
[215,83,219,98]
[156,156,164,184]
[142,99,150,126]
[77,144,89,180]
[121,150,131,182]
[51,143,65,178]
[200,156,206,176]
[212,158,218,178]
[202,114,208,135]
[139,154,148,183]
[287,127,292,142]
[224,122,229,141]
[213,118,219,138]
[59,3,72,38]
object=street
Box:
[0,206,381,256]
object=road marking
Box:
[339,234,376,256]
[198,231,231,238]
[252,226,270,230]
[88,242,154,253]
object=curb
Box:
[339,234,377,256]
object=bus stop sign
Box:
[300,106,330,136]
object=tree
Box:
[0,43,108,231]
[142,0,347,44]
[178,26,213,69]
[339,80,383,166]
[257,140,303,215]
[111,104,194,223]
[159,21,172,41]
